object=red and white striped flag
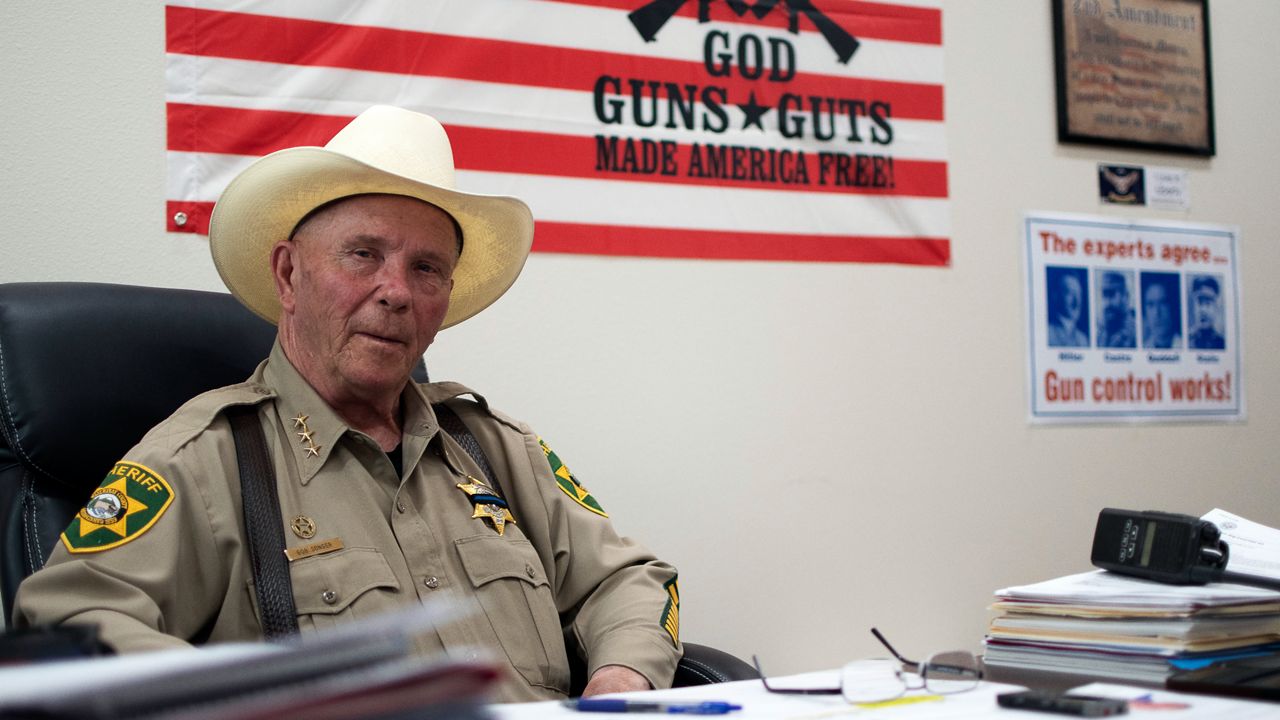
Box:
[166,0,947,265]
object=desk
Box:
[490,668,1277,719]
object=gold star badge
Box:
[456,477,515,535]
[471,503,515,536]
[291,515,317,539]
[292,414,309,428]
[456,479,493,497]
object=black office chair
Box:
[0,282,278,619]
[0,282,756,688]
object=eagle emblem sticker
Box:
[62,461,175,553]
[539,438,607,517]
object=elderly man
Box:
[1096,270,1136,349]
[1187,275,1226,350]
[1046,268,1088,348]
[14,106,680,701]
[1141,273,1182,350]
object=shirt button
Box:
[423,576,440,589]
[396,501,407,513]
[321,590,338,604]
[525,564,536,579]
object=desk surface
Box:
[491,668,1277,719]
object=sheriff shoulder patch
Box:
[61,461,175,553]
[661,576,680,647]
[539,437,607,517]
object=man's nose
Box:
[376,264,413,311]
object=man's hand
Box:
[581,664,651,696]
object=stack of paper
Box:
[0,603,500,720]
[985,510,1280,685]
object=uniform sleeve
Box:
[12,422,237,652]
[497,424,682,689]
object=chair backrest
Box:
[0,282,278,620]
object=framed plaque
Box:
[1053,0,1215,156]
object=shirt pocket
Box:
[455,535,569,694]
[278,546,403,632]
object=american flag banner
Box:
[166,0,947,265]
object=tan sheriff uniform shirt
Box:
[14,342,681,702]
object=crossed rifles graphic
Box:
[629,0,861,64]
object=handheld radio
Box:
[1090,508,1280,591]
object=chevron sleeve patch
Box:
[660,576,680,647]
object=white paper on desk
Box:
[0,601,490,719]
[1203,508,1280,581]
[995,570,1280,612]
[0,643,278,704]
[491,670,1032,720]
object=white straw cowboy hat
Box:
[209,105,534,329]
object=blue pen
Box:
[564,699,742,714]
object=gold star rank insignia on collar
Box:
[291,412,322,459]
[456,477,516,535]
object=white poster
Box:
[1024,212,1243,423]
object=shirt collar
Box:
[262,341,443,485]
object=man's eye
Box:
[353,249,375,259]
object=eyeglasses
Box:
[753,628,984,704]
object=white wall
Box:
[3,2,1277,673]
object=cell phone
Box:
[997,690,1128,716]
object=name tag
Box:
[284,537,344,562]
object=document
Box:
[492,671,1030,720]
[988,613,1280,652]
[1203,508,1280,581]
[987,514,1280,686]
[993,570,1280,616]
[0,603,499,720]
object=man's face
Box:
[272,194,459,403]
[1101,274,1128,329]
[1060,274,1083,323]
[1144,282,1171,337]
[1191,286,1219,328]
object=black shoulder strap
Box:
[433,402,504,498]
[226,404,299,641]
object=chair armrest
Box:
[673,643,760,687]
[565,630,758,695]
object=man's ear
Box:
[270,241,298,314]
